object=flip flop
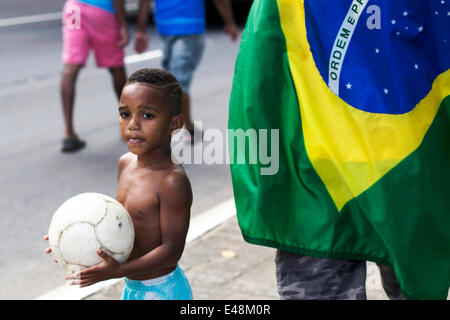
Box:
[61,137,86,153]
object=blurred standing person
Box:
[134,0,239,143]
[60,0,129,152]
[228,0,450,300]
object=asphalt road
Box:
[0,3,242,299]
[0,0,67,19]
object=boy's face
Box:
[119,83,182,157]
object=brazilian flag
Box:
[228,0,450,299]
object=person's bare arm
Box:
[66,171,193,286]
[134,0,151,53]
[112,0,129,47]
[211,0,239,41]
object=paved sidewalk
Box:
[86,215,393,300]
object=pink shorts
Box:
[62,0,125,67]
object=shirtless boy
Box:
[46,68,193,300]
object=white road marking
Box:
[124,50,163,64]
[0,12,62,27]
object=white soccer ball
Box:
[48,192,135,273]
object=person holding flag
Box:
[229,0,450,299]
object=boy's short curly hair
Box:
[125,68,182,115]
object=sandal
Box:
[61,137,86,153]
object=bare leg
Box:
[377,264,406,300]
[182,92,194,132]
[61,64,82,139]
[108,65,127,100]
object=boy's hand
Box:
[134,31,149,54]
[43,234,58,264]
[65,249,121,287]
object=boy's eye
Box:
[120,111,130,118]
[143,113,154,119]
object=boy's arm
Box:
[134,0,152,53]
[66,171,192,286]
[112,0,129,47]
[211,0,239,41]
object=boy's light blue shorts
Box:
[121,265,193,300]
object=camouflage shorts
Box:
[275,250,405,300]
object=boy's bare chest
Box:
[116,172,162,217]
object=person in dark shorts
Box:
[276,250,405,300]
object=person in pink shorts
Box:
[61,0,129,152]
